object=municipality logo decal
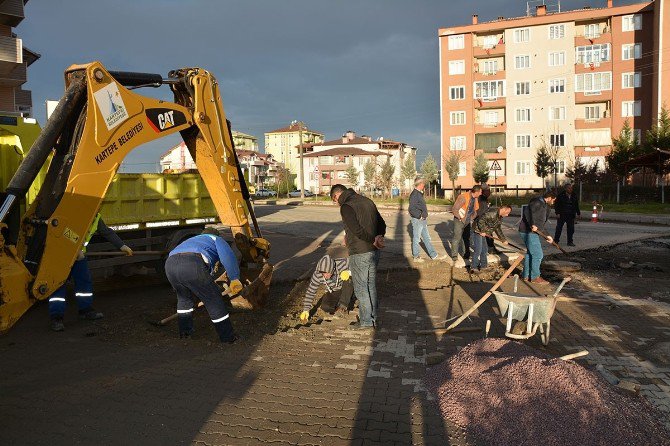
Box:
[93,83,129,130]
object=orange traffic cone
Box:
[591,203,599,223]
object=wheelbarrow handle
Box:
[552,276,572,297]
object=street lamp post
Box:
[297,121,305,199]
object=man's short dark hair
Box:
[202,227,221,236]
[499,204,512,211]
[330,184,347,199]
[543,189,557,199]
[471,185,482,193]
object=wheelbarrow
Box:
[493,276,571,345]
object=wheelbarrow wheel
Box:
[539,321,551,346]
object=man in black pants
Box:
[165,227,243,343]
[554,183,580,247]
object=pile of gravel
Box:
[425,339,670,446]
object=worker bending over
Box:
[49,214,132,332]
[471,205,511,272]
[300,254,353,321]
[165,227,243,343]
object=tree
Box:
[400,154,417,194]
[274,167,294,197]
[344,164,359,188]
[363,160,377,191]
[420,154,439,199]
[378,158,395,198]
[607,119,640,180]
[646,106,670,151]
[444,153,462,199]
[535,143,554,187]
[472,152,490,184]
[565,156,588,184]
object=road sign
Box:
[489,160,502,171]
[313,166,319,173]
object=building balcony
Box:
[575,116,612,130]
[484,150,506,159]
[0,35,22,75]
[14,88,31,106]
[574,145,612,157]
[574,60,612,74]
[475,121,506,133]
[0,0,25,27]
[473,69,505,81]
[474,97,506,109]
[575,90,612,104]
[473,43,505,58]
[0,62,26,87]
[574,31,611,47]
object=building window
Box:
[515,55,530,69]
[549,106,566,121]
[482,35,498,49]
[549,24,565,39]
[516,134,531,148]
[515,161,532,175]
[482,59,499,74]
[450,136,466,151]
[458,161,467,177]
[450,111,466,125]
[515,108,531,122]
[550,134,566,147]
[622,14,642,32]
[334,156,349,164]
[337,171,348,179]
[585,105,601,120]
[622,101,641,117]
[549,78,565,93]
[484,110,500,125]
[448,35,465,50]
[555,160,566,174]
[450,86,465,100]
[548,51,566,67]
[584,23,601,38]
[575,72,612,94]
[575,44,610,64]
[622,43,642,60]
[449,60,465,75]
[622,72,641,88]
[474,80,506,101]
[319,156,333,164]
[513,28,530,43]
[515,81,531,95]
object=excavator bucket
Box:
[230,263,274,310]
[0,232,33,333]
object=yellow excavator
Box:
[0,62,272,332]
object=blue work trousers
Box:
[520,232,543,280]
[411,217,437,259]
[349,250,380,327]
[48,258,94,319]
[472,232,488,269]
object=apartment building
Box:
[0,0,39,117]
[439,0,666,190]
[264,121,324,179]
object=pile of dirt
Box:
[425,338,670,446]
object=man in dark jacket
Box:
[330,184,386,330]
[518,191,556,284]
[476,185,498,254]
[409,177,446,262]
[554,183,580,247]
[48,214,133,331]
[472,205,511,271]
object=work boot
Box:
[333,305,349,318]
[213,318,237,343]
[178,315,194,339]
[567,242,576,247]
[50,317,65,332]
[79,308,104,320]
[347,322,374,331]
[531,277,550,285]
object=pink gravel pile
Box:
[425,339,670,446]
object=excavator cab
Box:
[0,62,272,332]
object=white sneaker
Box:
[413,257,425,263]
[431,254,449,261]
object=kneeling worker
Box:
[300,254,353,322]
[165,227,243,343]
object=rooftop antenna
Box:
[526,0,561,16]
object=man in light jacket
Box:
[409,177,447,263]
[451,185,482,263]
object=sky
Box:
[18,0,638,173]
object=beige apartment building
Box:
[0,0,39,117]
[439,0,670,190]
[264,121,324,177]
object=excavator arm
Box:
[0,62,271,332]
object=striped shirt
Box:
[303,257,349,311]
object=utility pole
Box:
[298,121,305,199]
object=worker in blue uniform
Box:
[165,227,243,343]
[49,213,133,331]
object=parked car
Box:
[288,189,314,198]
[254,189,277,198]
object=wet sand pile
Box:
[425,339,670,446]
